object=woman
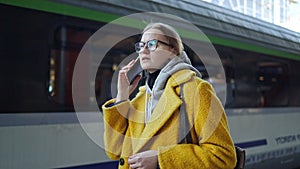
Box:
[102,23,236,169]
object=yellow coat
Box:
[102,69,237,169]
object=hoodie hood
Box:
[153,51,201,91]
[145,51,201,122]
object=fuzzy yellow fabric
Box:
[102,69,237,169]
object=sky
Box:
[284,0,300,32]
[201,0,300,33]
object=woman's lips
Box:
[141,57,150,61]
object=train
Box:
[1,0,300,169]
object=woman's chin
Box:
[144,67,158,73]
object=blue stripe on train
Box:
[59,139,267,168]
[235,139,267,149]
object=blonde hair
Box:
[142,23,184,56]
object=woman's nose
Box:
[140,46,150,54]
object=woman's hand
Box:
[128,150,158,169]
[116,59,141,102]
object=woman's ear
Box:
[170,47,178,56]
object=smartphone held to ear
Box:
[127,59,143,84]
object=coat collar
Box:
[138,69,195,93]
[133,69,196,153]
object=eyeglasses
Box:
[135,39,172,53]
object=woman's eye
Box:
[140,43,145,48]
[148,41,156,48]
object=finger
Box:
[125,60,135,67]
[124,59,136,69]
[128,157,137,164]
[119,71,129,83]
[129,162,141,169]
[121,66,130,71]
[119,70,127,77]
[119,69,129,75]
[130,59,136,65]
[127,59,137,69]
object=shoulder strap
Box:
[179,83,193,144]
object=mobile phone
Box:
[127,59,143,84]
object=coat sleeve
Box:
[157,81,237,169]
[102,99,131,160]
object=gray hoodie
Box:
[145,51,201,122]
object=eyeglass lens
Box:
[135,39,158,53]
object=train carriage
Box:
[0,0,300,169]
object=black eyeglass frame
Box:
[135,39,173,53]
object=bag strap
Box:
[234,146,246,169]
[179,83,193,144]
[179,84,245,169]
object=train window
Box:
[49,24,140,108]
[289,60,300,106]
[214,44,295,108]
[257,62,289,107]
[95,35,140,106]
[211,46,246,108]
[48,25,298,109]
[49,25,93,106]
[221,55,235,107]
